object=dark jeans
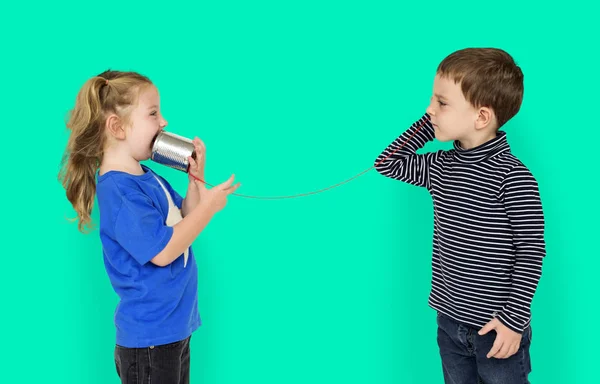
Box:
[114,336,191,384]
[436,313,532,384]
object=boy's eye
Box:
[150,111,157,116]
[438,101,446,106]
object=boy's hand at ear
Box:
[182,137,205,216]
[478,318,522,359]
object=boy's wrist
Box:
[495,311,525,334]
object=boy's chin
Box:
[434,131,453,142]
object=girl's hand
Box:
[188,137,205,184]
[182,137,206,216]
[196,174,240,213]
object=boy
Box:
[374,48,545,384]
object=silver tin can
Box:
[151,131,195,172]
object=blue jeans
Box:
[436,312,532,384]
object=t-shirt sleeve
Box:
[114,192,174,265]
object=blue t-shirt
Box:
[96,164,200,348]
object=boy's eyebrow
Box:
[435,93,448,100]
[148,105,158,109]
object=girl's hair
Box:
[59,70,153,233]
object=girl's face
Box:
[124,85,168,161]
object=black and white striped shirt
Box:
[374,113,546,333]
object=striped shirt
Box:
[374,113,546,333]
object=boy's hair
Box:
[58,70,153,233]
[437,48,524,129]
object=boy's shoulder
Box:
[490,153,541,198]
[436,143,538,185]
[495,151,529,170]
[496,152,539,181]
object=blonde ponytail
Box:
[59,70,152,232]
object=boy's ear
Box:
[106,114,126,139]
[475,107,496,130]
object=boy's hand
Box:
[478,318,522,359]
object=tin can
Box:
[151,131,196,172]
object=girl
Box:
[59,70,240,383]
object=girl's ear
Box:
[106,114,126,139]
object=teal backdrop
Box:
[1,0,597,383]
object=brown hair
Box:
[58,70,153,232]
[437,48,524,128]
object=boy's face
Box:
[426,74,480,143]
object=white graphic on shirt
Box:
[153,175,188,267]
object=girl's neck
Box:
[99,147,144,176]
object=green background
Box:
[2,0,597,383]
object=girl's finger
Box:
[188,156,197,169]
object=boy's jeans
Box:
[436,312,532,384]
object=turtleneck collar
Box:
[453,131,511,163]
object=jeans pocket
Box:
[520,326,532,347]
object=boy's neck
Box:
[458,130,499,150]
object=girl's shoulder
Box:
[97,164,158,193]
